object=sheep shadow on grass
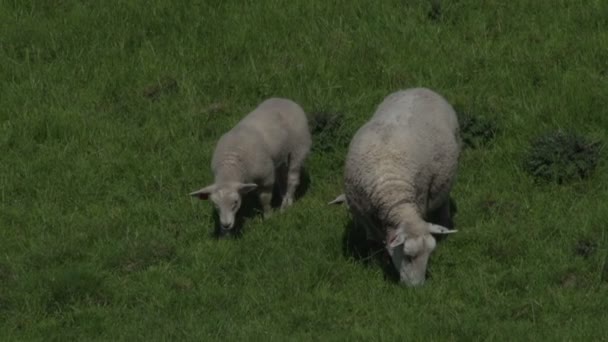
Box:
[211,166,311,239]
[341,196,458,283]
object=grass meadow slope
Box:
[1,0,608,340]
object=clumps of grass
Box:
[171,276,195,292]
[507,301,542,322]
[308,110,349,152]
[204,102,227,115]
[554,268,595,289]
[558,271,578,289]
[48,268,111,311]
[107,240,177,273]
[522,131,602,184]
[457,109,499,149]
[484,237,526,263]
[27,243,85,270]
[201,102,230,137]
[479,197,517,215]
[142,76,179,100]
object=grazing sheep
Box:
[190,98,311,232]
[330,88,461,286]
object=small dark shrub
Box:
[523,131,601,184]
[574,239,596,258]
[457,110,498,149]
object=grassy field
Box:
[2,0,608,340]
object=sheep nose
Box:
[221,222,232,230]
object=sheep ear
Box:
[387,228,406,249]
[237,183,258,194]
[428,224,458,234]
[328,194,346,205]
[189,185,216,200]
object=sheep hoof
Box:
[280,197,293,211]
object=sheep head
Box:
[190,182,258,230]
[387,223,457,287]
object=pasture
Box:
[1,0,607,340]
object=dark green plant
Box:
[457,110,499,149]
[523,131,602,184]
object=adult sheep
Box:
[191,98,311,235]
[330,88,461,287]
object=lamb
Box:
[190,97,311,233]
[330,87,461,286]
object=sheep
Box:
[190,98,311,233]
[330,87,461,287]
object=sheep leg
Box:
[259,185,274,219]
[281,159,303,211]
[280,172,298,210]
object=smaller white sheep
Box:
[190,98,311,231]
[330,88,460,287]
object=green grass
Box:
[2,0,608,340]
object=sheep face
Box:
[387,229,435,286]
[190,182,258,230]
[387,224,456,287]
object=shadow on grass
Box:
[211,166,311,239]
[341,197,458,284]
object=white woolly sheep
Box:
[190,98,311,232]
[330,88,461,287]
